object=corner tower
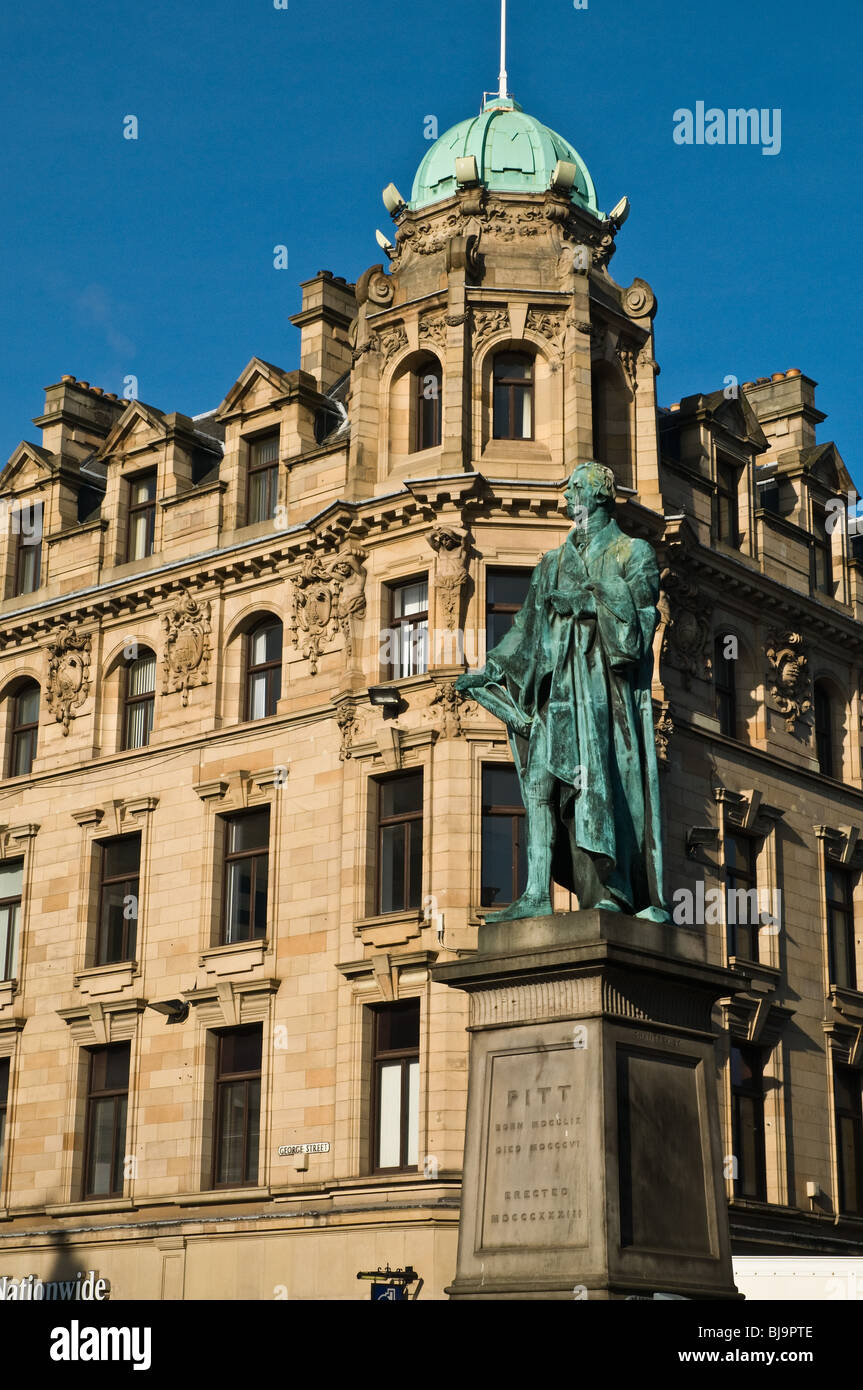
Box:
[347,89,662,511]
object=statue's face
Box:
[565,473,597,522]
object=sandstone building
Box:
[0,92,860,1300]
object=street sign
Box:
[277,1142,330,1156]
[372,1284,406,1301]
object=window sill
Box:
[726,958,781,993]
[45,1197,137,1217]
[200,938,269,977]
[355,910,424,949]
[176,1186,270,1206]
[0,978,18,1009]
[74,960,139,998]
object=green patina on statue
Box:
[457,461,669,924]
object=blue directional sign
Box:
[372,1283,406,1301]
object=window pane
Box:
[87,1097,117,1195]
[220,1027,262,1076]
[103,1046,130,1091]
[376,1001,419,1053]
[253,856,268,935]
[245,1078,261,1183]
[392,581,427,619]
[380,775,422,819]
[516,386,532,438]
[377,1062,402,1169]
[0,1058,10,1110]
[0,900,19,978]
[99,884,134,963]
[251,435,279,466]
[229,811,270,854]
[0,861,23,899]
[407,821,422,909]
[248,672,268,721]
[482,765,522,808]
[488,571,530,610]
[16,687,39,725]
[128,655,156,697]
[251,622,282,665]
[129,512,150,559]
[225,860,252,942]
[494,353,531,381]
[216,1081,247,1185]
[493,382,510,439]
[839,1117,861,1213]
[737,1095,761,1197]
[380,825,406,914]
[481,816,516,908]
[248,468,277,523]
[406,1060,419,1167]
[125,696,154,749]
[132,476,156,504]
[104,837,141,880]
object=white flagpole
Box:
[498,0,508,99]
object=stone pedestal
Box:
[432,910,743,1300]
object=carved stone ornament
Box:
[289,545,368,673]
[419,314,447,353]
[766,631,812,733]
[161,589,212,706]
[657,568,711,689]
[427,679,473,739]
[526,309,565,357]
[377,324,408,362]
[329,543,368,659]
[289,556,336,675]
[334,700,360,761]
[473,308,510,350]
[366,270,394,306]
[427,524,469,631]
[45,624,91,734]
[622,279,656,319]
[653,700,674,770]
[616,343,638,388]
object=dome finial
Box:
[498,0,509,99]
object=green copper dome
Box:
[410,96,600,214]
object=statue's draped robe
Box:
[472,519,666,915]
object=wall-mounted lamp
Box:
[549,159,578,195]
[147,999,189,1025]
[368,686,403,720]
[686,826,719,858]
[382,183,407,217]
[455,155,480,186]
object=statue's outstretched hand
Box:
[455,669,487,692]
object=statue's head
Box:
[565,461,616,523]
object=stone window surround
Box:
[823,1025,863,1221]
[193,767,284,965]
[0,1016,25,1216]
[51,999,145,1213]
[70,797,158,992]
[347,730,434,933]
[715,787,784,972]
[0,822,39,1005]
[816,823,863,1002]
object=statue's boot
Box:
[485,797,554,923]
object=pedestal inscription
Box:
[480,1044,588,1250]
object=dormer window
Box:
[14,502,42,597]
[126,472,156,561]
[493,352,534,440]
[247,433,279,524]
[715,456,740,547]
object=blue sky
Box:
[0,0,859,485]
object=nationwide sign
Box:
[0,1270,110,1300]
[278,1142,330,1156]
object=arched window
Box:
[814,681,834,777]
[412,362,442,452]
[8,681,39,777]
[714,633,737,738]
[246,619,282,720]
[123,650,156,750]
[493,352,534,440]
